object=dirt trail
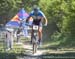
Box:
[22,41,46,56]
[17,41,45,59]
[17,41,75,59]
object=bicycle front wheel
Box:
[33,43,37,54]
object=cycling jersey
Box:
[29,10,46,26]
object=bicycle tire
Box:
[33,43,37,54]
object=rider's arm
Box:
[39,11,48,26]
[43,16,48,26]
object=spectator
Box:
[5,28,14,51]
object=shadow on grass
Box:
[0,52,24,59]
[42,52,75,57]
[0,51,75,59]
[41,52,75,59]
[0,52,41,59]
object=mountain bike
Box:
[31,25,39,54]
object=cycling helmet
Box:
[33,5,40,11]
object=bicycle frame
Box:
[32,25,39,44]
[32,25,39,54]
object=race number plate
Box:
[33,25,38,30]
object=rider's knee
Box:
[39,27,42,33]
[39,30,42,34]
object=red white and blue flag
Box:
[6,8,29,27]
[6,8,33,37]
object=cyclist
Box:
[26,5,48,45]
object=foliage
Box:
[0,0,22,23]
[39,0,75,46]
[0,0,75,46]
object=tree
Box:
[0,0,22,24]
[39,0,75,46]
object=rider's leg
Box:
[31,28,33,44]
[38,27,42,44]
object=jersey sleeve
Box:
[29,11,34,17]
[39,10,46,18]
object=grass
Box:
[0,36,27,59]
[0,35,75,59]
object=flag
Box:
[6,15,20,28]
[6,8,29,28]
[6,8,33,37]
[11,15,20,22]
[17,8,29,20]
